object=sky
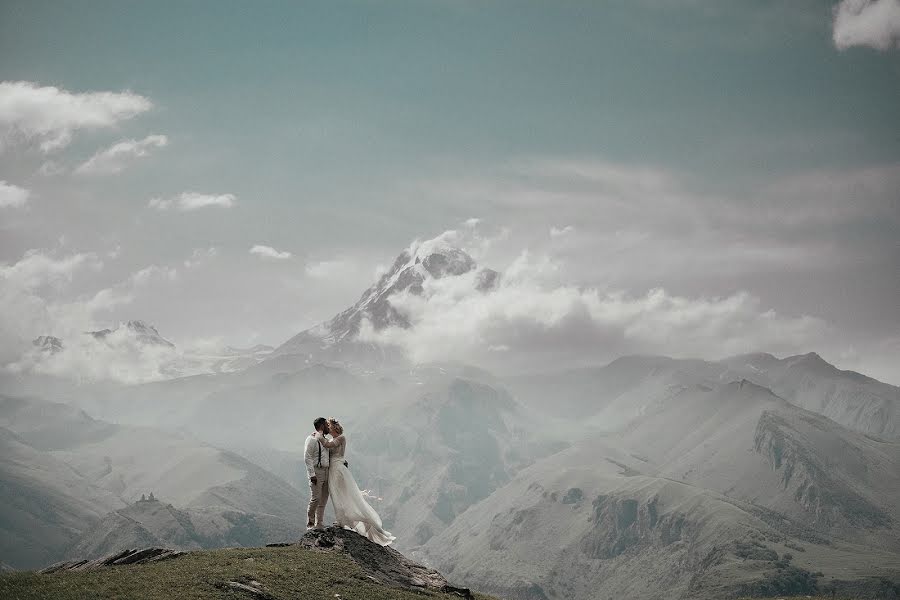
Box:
[1,0,898,384]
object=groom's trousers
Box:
[307,466,329,527]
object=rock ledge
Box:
[297,526,473,598]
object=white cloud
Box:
[0,249,104,365]
[0,180,30,208]
[0,248,102,290]
[464,217,481,227]
[74,134,168,175]
[417,158,900,287]
[833,0,900,50]
[250,245,293,260]
[0,249,188,383]
[129,264,178,286]
[550,225,575,237]
[0,81,152,153]
[149,192,236,211]
[305,258,354,278]
[184,247,218,268]
[37,160,65,176]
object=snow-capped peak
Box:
[269,243,499,361]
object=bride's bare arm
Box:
[315,432,344,448]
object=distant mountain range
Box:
[29,320,274,378]
[2,242,899,598]
[508,352,900,440]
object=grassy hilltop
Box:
[0,539,497,600]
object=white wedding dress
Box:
[321,433,396,546]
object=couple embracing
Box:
[304,417,396,546]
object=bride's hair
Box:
[327,418,343,435]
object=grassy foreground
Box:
[0,545,497,600]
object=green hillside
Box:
[0,543,496,600]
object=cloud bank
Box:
[359,231,832,372]
[75,134,168,175]
[0,248,189,383]
[0,81,152,152]
[833,0,900,50]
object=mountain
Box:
[67,496,304,561]
[267,243,499,372]
[420,379,900,599]
[88,320,175,348]
[722,352,900,440]
[22,321,273,383]
[0,426,122,569]
[348,367,558,551]
[507,353,900,440]
[0,394,304,569]
[31,335,63,354]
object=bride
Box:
[316,418,396,546]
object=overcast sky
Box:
[1,0,898,384]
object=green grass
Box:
[0,545,498,600]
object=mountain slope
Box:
[67,497,304,560]
[420,379,900,599]
[0,427,123,569]
[0,394,305,569]
[347,369,552,550]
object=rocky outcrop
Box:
[299,527,473,598]
[32,335,63,354]
[581,495,690,559]
[38,528,473,598]
[40,547,184,573]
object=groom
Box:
[304,417,330,529]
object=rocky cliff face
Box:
[581,495,691,559]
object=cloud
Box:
[74,134,168,175]
[0,81,152,153]
[359,232,832,372]
[149,192,236,211]
[550,225,575,237]
[129,264,178,286]
[36,160,65,176]
[0,248,187,383]
[833,0,900,50]
[0,248,102,291]
[0,180,30,208]
[0,249,104,365]
[305,258,355,278]
[184,247,218,268]
[250,245,293,260]
[416,158,900,287]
